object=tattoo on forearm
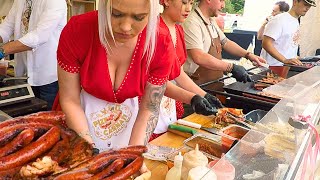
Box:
[144,83,167,144]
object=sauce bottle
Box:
[165,152,183,180]
[181,144,208,180]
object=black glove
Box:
[231,64,252,83]
[190,95,218,116]
[204,93,223,108]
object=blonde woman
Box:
[57,0,176,151]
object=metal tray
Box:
[223,81,280,102]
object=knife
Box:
[168,124,198,137]
[176,119,220,135]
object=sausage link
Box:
[45,133,70,164]
[104,157,143,180]
[25,111,65,120]
[118,145,148,155]
[0,123,54,147]
[0,115,61,129]
[54,168,93,180]
[87,153,138,174]
[0,128,34,157]
[0,126,61,170]
[91,158,124,180]
[0,128,23,147]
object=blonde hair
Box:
[98,0,159,67]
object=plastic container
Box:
[244,109,268,123]
[221,125,249,151]
[181,144,208,180]
[187,166,217,180]
[212,158,235,180]
[0,60,8,76]
[184,135,227,158]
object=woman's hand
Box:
[191,95,218,115]
[204,93,223,108]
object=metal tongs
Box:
[226,112,256,130]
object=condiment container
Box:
[187,166,217,180]
[212,157,235,180]
[181,144,208,180]
[165,152,183,180]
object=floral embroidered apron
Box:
[154,95,177,134]
[80,90,138,151]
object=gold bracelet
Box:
[78,130,92,138]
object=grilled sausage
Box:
[117,145,148,155]
[0,126,60,170]
[87,153,138,174]
[45,133,70,164]
[54,168,93,180]
[0,128,34,157]
[104,157,143,180]
[91,158,125,180]
[0,123,53,147]
[0,116,61,129]
[0,128,23,147]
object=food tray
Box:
[183,134,227,158]
[220,125,250,151]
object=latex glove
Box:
[231,64,252,83]
[204,93,223,108]
[191,95,218,116]
[283,58,303,66]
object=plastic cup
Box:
[0,60,8,76]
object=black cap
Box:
[304,0,316,7]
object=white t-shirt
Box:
[260,12,300,66]
[182,7,226,74]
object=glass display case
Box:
[201,67,320,179]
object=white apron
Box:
[80,90,139,152]
[153,95,177,134]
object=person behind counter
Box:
[261,0,316,66]
[0,0,67,110]
[57,0,178,151]
[149,0,223,141]
[182,0,267,83]
[257,1,290,41]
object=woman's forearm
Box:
[61,100,92,143]
[164,81,195,104]
[129,82,167,145]
[175,70,206,97]
[58,67,93,143]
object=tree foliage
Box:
[223,0,245,14]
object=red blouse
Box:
[159,17,187,80]
[57,11,176,103]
